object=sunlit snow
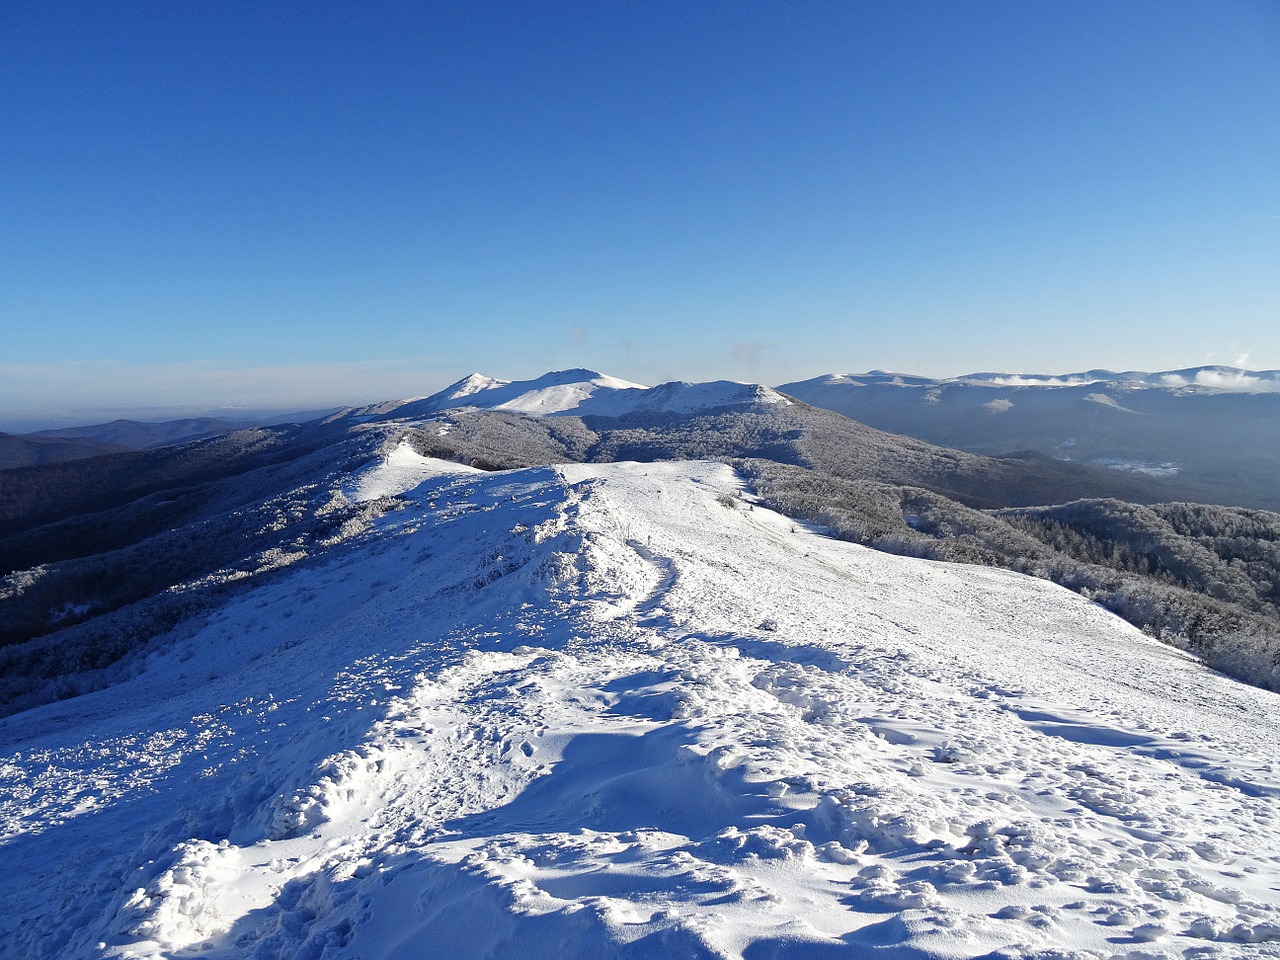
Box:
[2,460,1278,959]
[345,369,791,424]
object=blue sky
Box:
[2,0,1278,425]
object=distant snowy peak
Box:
[439,372,510,400]
[584,379,791,417]
[797,366,1280,394]
[357,370,792,422]
[426,368,648,416]
[340,369,643,421]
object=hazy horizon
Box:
[6,357,1280,433]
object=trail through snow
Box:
[2,460,1278,959]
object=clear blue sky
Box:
[2,0,1278,426]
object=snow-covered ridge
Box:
[569,378,791,417]
[348,440,482,502]
[345,369,792,423]
[2,458,1278,958]
[798,366,1280,394]
[428,368,649,415]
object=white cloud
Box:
[1187,369,1280,393]
[973,376,1101,388]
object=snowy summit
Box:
[343,369,792,423]
[426,369,649,415]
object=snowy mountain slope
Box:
[340,369,790,423]
[778,368,1280,511]
[8,378,1270,724]
[428,369,650,416]
[0,378,1197,717]
[402,395,1178,509]
[3,458,1278,959]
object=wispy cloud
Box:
[731,341,761,367]
[976,375,1102,388]
[1161,369,1280,393]
[1201,349,1252,367]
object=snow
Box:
[354,370,792,424]
[2,460,1279,959]
[431,369,649,416]
[570,380,792,417]
[348,441,483,502]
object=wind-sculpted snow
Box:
[2,461,1278,959]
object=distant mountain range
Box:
[4,367,1278,716]
[380,371,1180,507]
[9,365,1276,512]
[4,367,1279,959]
[779,366,1280,511]
[0,431,129,470]
[0,409,341,470]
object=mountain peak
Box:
[445,372,510,398]
[347,371,802,422]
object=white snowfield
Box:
[2,459,1279,959]
[428,369,649,415]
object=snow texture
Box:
[2,459,1278,959]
